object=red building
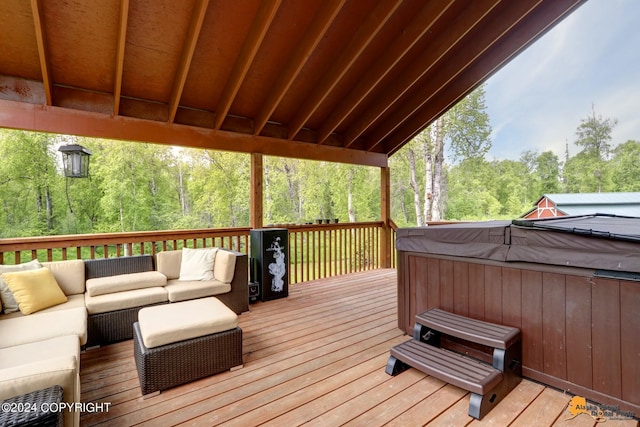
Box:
[521,192,640,219]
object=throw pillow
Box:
[178,247,218,281]
[0,259,42,314]
[2,267,68,315]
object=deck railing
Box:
[0,221,397,285]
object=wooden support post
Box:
[380,166,391,268]
[251,153,263,229]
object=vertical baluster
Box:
[14,251,20,264]
[293,231,298,285]
[32,249,38,261]
[305,229,309,283]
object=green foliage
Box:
[609,140,640,191]
[0,102,636,237]
[264,157,379,224]
[0,130,60,236]
[187,150,250,228]
[391,103,632,224]
[446,85,492,162]
[574,106,617,160]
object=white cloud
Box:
[484,0,640,160]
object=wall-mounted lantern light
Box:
[59,144,92,178]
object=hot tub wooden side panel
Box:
[397,251,640,416]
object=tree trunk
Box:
[45,185,53,232]
[348,167,356,222]
[407,148,424,226]
[178,162,189,216]
[283,162,300,223]
[264,163,273,224]
[431,117,445,221]
[422,131,433,222]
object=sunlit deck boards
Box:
[80,270,638,426]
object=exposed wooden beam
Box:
[384,0,586,156]
[365,1,541,151]
[113,0,129,115]
[253,0,346,136]
[30,0,52,106]
[286,0,403,141]
[316,0,456,145]
[250,153,264,229]
[168,0,209,123]
[214,0,281,130]
[0,99,387,168]
[342,0,502,148]
[380,166,391,268]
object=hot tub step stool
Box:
[386,308,522,420]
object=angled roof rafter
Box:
[0,0,586,168]
[214,0,281,130]
[383,0,584,156]
[316,0,457,146]
[30,0,52,106]
[342,0,502,149]
[168,0,209,123]
[286,0,403,141]
[253,0,346,136]
[113,0,129,115]
[364,0,540,151]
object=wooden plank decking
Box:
[80,269,638,426]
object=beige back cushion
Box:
[213,250,236,284]
[157,249,236,283]
[41,260,85,296]
[155,250,182,280]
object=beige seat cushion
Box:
[84,287,168,314]
[0,334,79,370]
[138,297,238,348]
[0,307,87,348]
[0,294,85,320]
[0,352,80,427]
[164,279,230,302]
[86,271,167,297]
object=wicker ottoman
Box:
[133,297,243,397]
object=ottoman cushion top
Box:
[138,297,238,348]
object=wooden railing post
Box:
[380,166,391,268]
[251,152,263,229]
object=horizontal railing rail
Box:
[0,228,252,265]
[0,221,399,285]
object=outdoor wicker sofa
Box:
[0,247,248,426]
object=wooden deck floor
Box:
[80,269,638,426]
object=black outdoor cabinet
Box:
[250,228,289,301]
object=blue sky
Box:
[484,0,640,160]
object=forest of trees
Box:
[1,85,638,238]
